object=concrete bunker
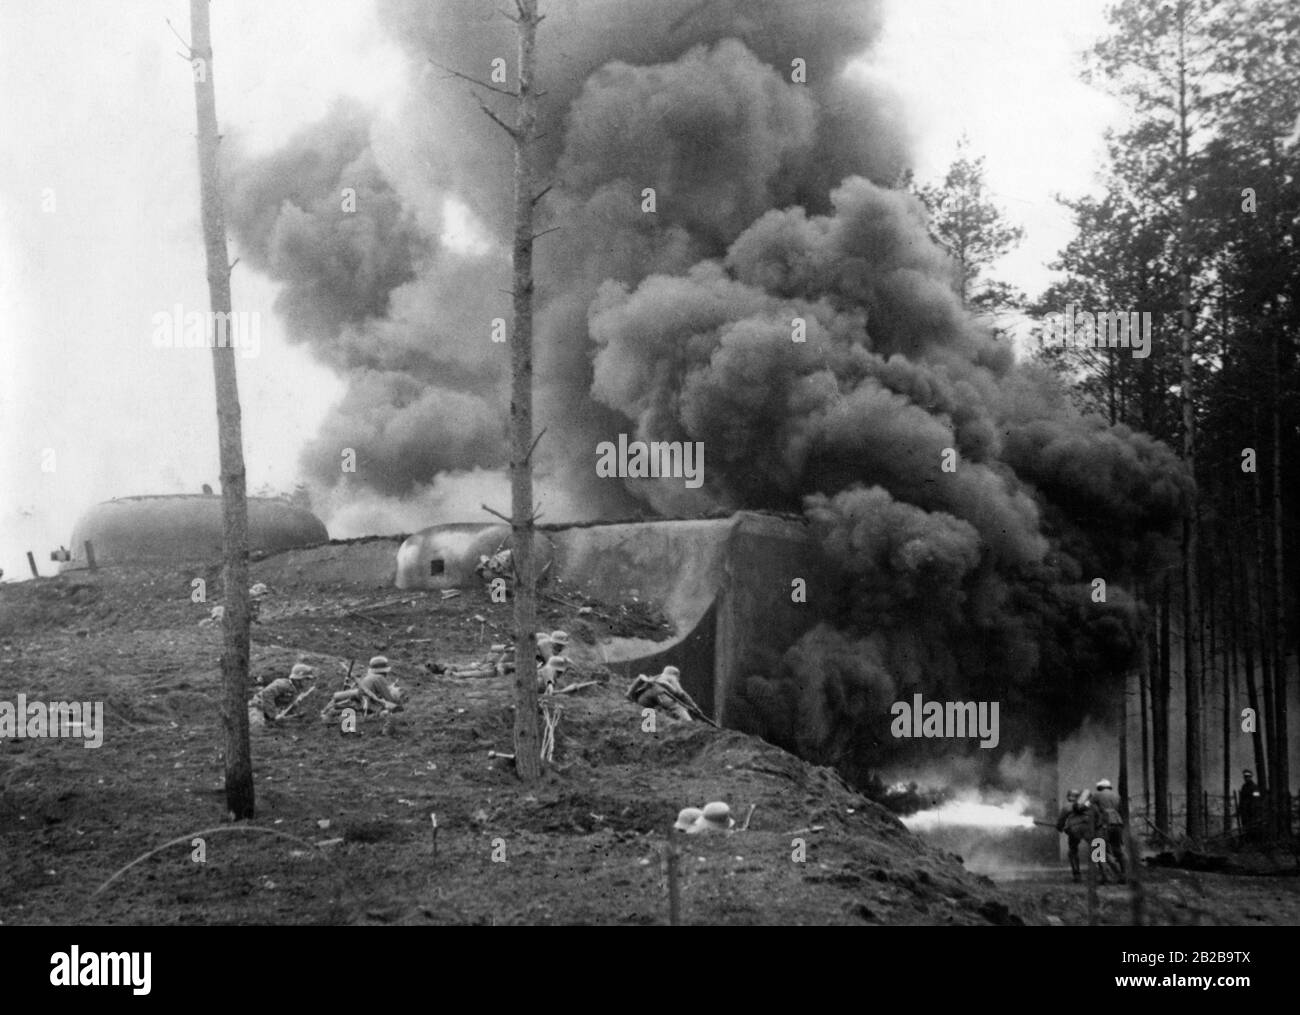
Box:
[396,512,823,725]
[395,524,556,591]
[64,495,328,569]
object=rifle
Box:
[657,678,717,727]
[344,659,401,714]
[630,674,719,728]
[274,686,316,721]
[334,657,386,710]
[672,692,720,728]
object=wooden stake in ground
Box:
[666,825,681,927]
[26,552,38,579]
[189,0,254,819]
[539,701,560,763]
[83,540,97,571]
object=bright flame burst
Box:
[901,792,1036,833]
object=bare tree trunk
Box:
[1242,554,1268,795]
[1119,668,1129,817]
[190,0,253,819]
[1225,307,1266,814]
[1205,534,1222,835]
[1154,575,1172,836]
[1107,347,1117,428]
[1141,593,1152,822]
[1176,16,1203,841]
[1224,529,1236,837]
[1125,818,1145,927]
[1252,407,1276,831]
[1205,531,1216,830]
[509,0,543,782]
[1184,507,1204,842]
[1201,537,1210,735]
[1270,328,1290,835]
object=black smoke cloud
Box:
[375,0,900,235]
[224,0,903,510]
[226,101,429,353]
[587,179,1048,561]
[742,623,897,771]
[585,169,1189,778]
[222,0,1191,787]
[225,100,511,495]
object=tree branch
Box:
[92,825,321,899]
[525,426,547,464]
[484,500,543,527]
[428,58,519,98]
[165,17,193,56]
[477,98,519,139]
[531,226,561,241]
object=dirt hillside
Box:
[0,557,1025,926]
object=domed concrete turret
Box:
[65,494,328,568]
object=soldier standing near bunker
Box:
[1055,789,1091,883]
[1088,778,1126,884]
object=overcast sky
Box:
[0,0,1122,581]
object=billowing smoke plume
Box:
[224,0,905,522]
[223,0,1192,788]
